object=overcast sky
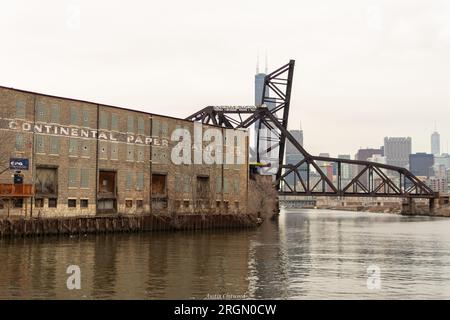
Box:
[1,0,449,156]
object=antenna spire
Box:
[265,50,268,74]
[256,52,260,74]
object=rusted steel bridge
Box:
[187,60,438,207]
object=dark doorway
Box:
[98,171,117,214]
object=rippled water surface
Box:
[1,209,450,299]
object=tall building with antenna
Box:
[431,125,440,156]
[252,52,277,175]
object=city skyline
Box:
[1,1,449,156]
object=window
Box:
[69,138,78,156]
[111,113,118,131]
[36,103,47,122]
[126,172,133,191]
[15,134,24,152]
[127,144,134,161]
[68,199,77,208]
[137,146,145,162]
[175,176,182,192]
[14,199,24,208]
[234,179,240,194]
[68,168,78,188]
[111,142,118,160]
[70,107,78,125]
[48,198,57,208]
[223,178,229,193]
[99,141,108,160]
[35,135,46,154]
[127,115,134,133]
[216,200,221,208]
[183,176,191,193]
[216,176,222,193]
[183,200,190,208]
[35,198,44,208]
[100,111,109,129]
[16,100,26,119]
[137,117,145,134]
[161,121,168,138]
[125,200,133,208]
[136,200,143,209]
[80,199,88,208]
[136,172,144,191]
[235,201,239,210]
[50,105,60,123]
[152,119,160,136]
[80,168,90,188]
[82,110,89,127]
[81,141,90,158]
[49,136,60,155]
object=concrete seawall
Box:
[0,213,261,238]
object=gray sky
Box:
[1,0,449,156]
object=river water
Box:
[1,209,450,299]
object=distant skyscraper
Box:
[384,137,412,168]
[252,55,277,175]
[284,127,305,189]
[409,153,434,177]
[431,131,440,156]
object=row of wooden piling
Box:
[0,214,260,237]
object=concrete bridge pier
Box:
[401,197,417,215]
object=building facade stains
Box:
[0,86,249,218]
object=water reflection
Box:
[2,210,450,299]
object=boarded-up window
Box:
[137,146,145,162]
[15,134,24,151]
[234,179,240,194]
[136,172,144,191]
[100,111,109,129]
[69,138,78,156]
[36,103,47,122]
[160,121,168,138]
[137,117,145,134]
[70,107,78,125]
[175,176,182,192]
[183,176,191,193]
[16,100,26,119]
[152,174,166,196]
[80,168,90,188]
[81,141,90,158]
[111,113,118,131]
[35,167,57,195]
[152,119,160,136]
[196,176,210,198]
[127,144,134,161]
[35,135,46,154]
[216,176,222,193]
[50,136,60,155]
[68,168,78,188]
[126,172,133,191]
[223,177,229,193]
[111,142,118,160]
[99,141,108,160]
[82,110,90,127]
[50,105,60,123]
[127,115,134,133]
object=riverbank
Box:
[316,205,450,217]
[0,213,261,237]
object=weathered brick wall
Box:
[0,86,250,218]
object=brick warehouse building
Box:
[0,86,249,218]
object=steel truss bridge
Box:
[187,60,437,203]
